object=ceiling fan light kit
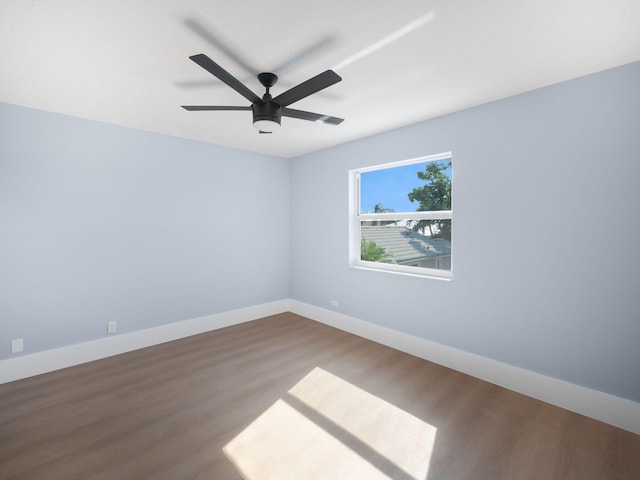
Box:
[181,54,343,133]
[253,118,280,133]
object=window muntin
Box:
[351,153,452,279]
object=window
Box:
[350,153,452,279]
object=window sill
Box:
[350,263,452,281]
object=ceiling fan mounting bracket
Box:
[258,72,278,89]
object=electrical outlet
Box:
[330,300,339,308]
[11,338,24,354]
[107,321,117,334]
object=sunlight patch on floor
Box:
[223,367,437,480]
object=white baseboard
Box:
[0,299,290,385]
[289,300,640,435]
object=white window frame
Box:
[349,152,453,280]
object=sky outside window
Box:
[360,159,451,213]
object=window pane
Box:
[360,221,451,271]
[360,159,451,214]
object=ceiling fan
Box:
[181,54,344,133]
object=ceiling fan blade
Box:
[282,107,344,125]
[272,36,336,74]
[189,54,261,103]
[182,106,251,111]
[184,19,259,77]
[273,70,341,107]
[175,79,221,89]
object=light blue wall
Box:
[0,103,290,359]
[2,62,639,403]
[290,62,640,402]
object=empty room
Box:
[1,1,639,479]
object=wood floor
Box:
[1,313,639,479]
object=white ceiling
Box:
[2,0,639,159]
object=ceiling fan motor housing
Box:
[252,98,282,126]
